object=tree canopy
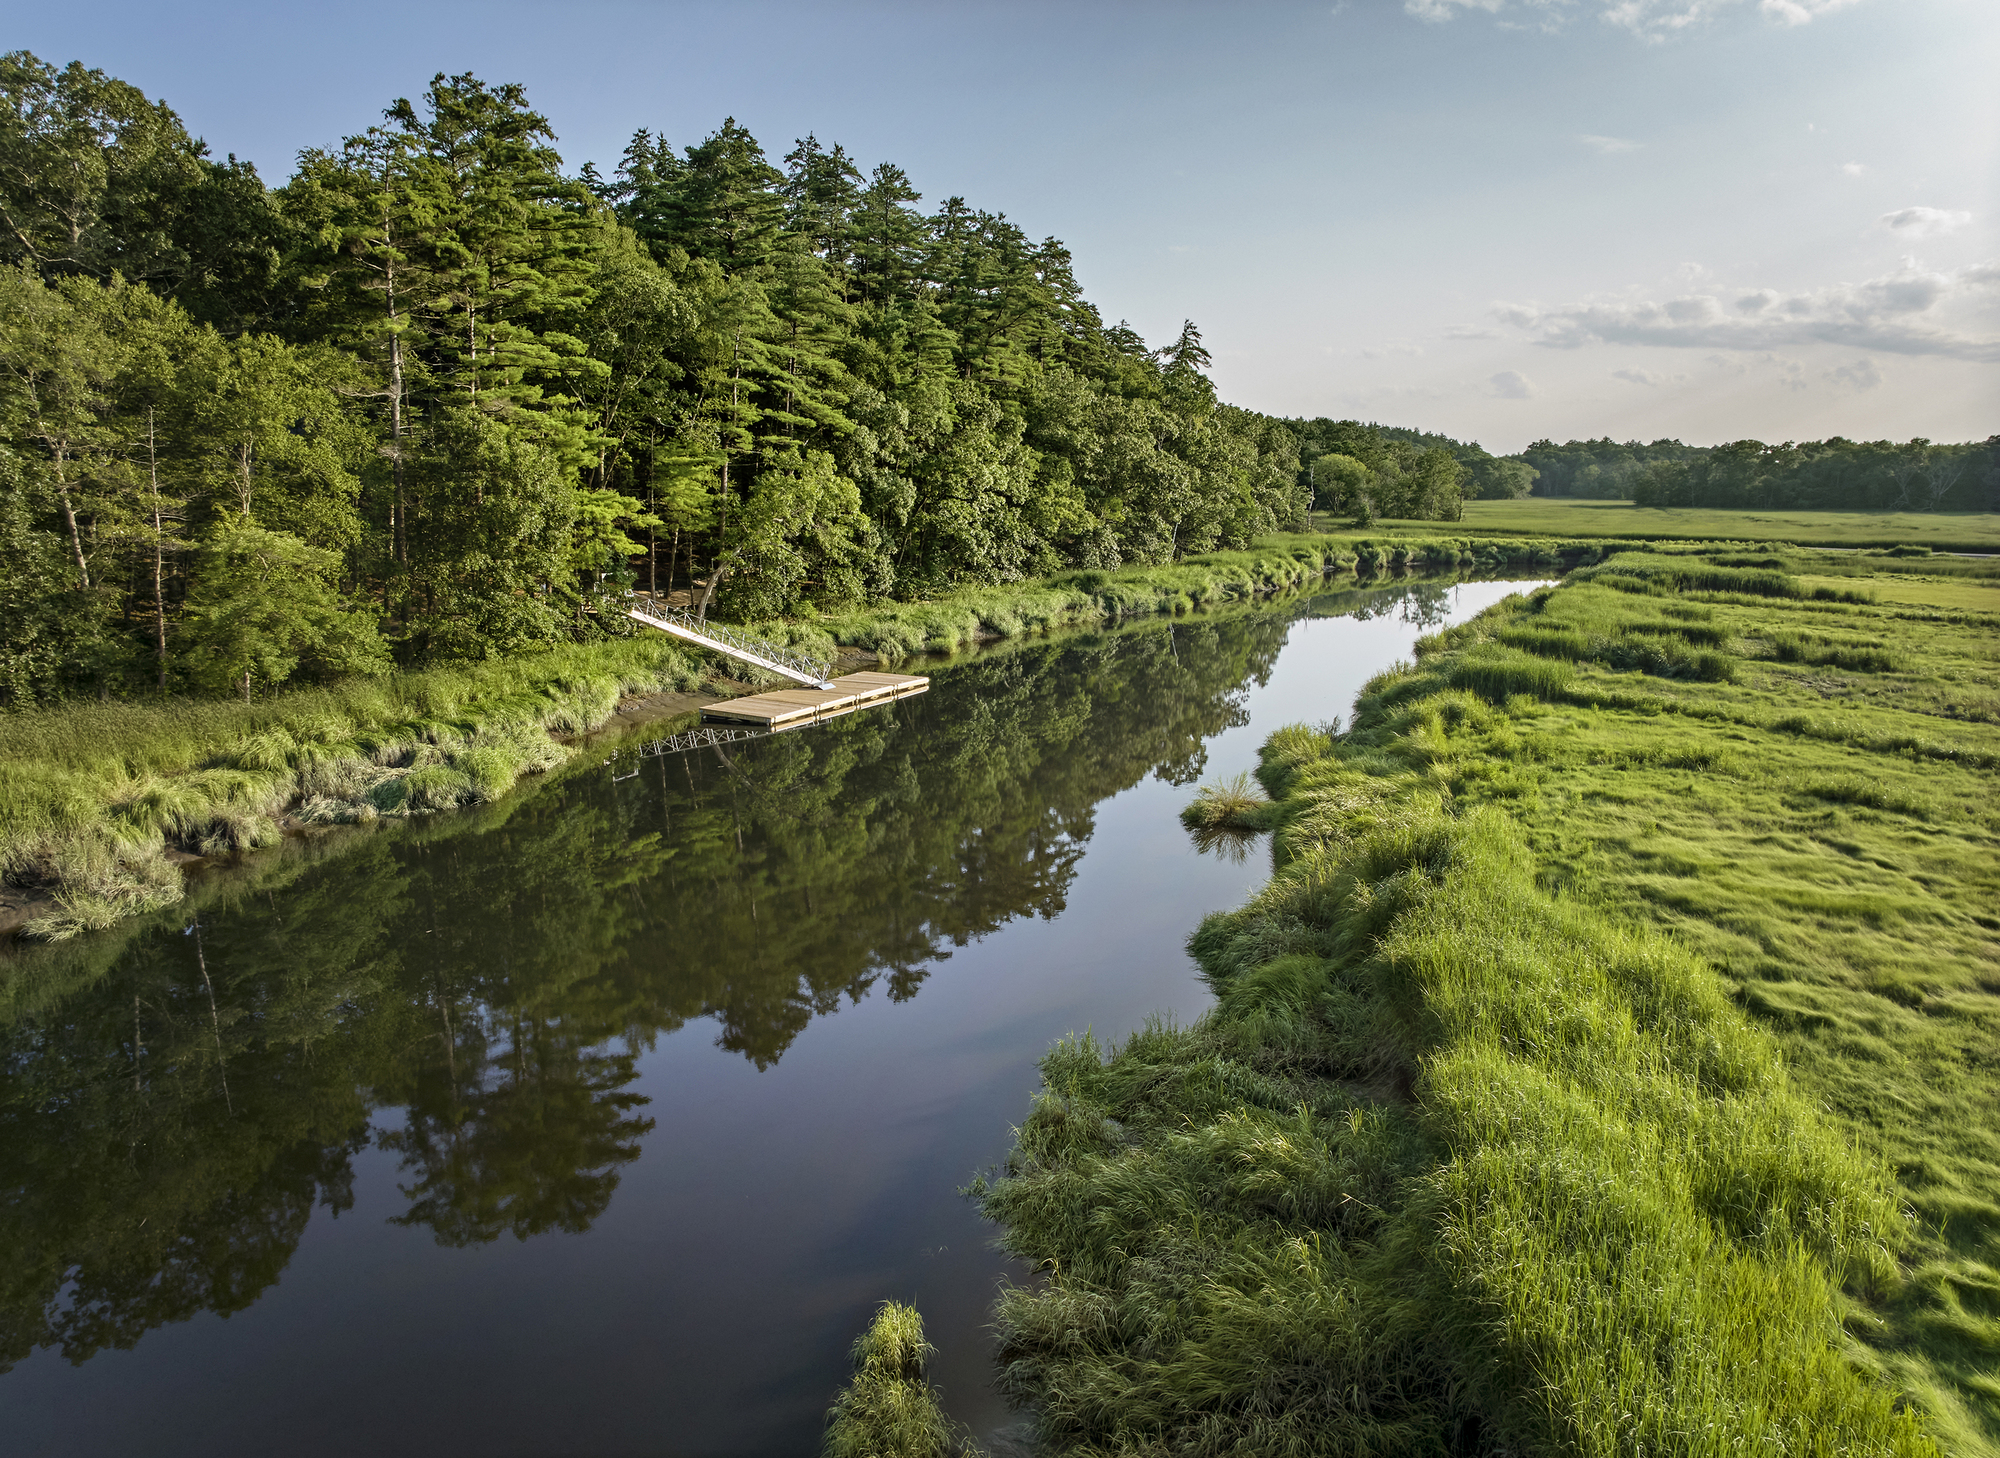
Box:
[1,50,1987,708]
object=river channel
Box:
[0,576,1541,1458]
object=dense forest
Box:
[0,54,1315,707]
[1,52,1990,710]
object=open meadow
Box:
[1359,500,2000,552]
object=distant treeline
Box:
[1288,418,1504,521]
[1301,427,2000,513]
[1522,435,1998,510]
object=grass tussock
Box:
[1,637,706,941]
[823,1302,979,1458]
[982,545,2000,1455]
[1179,771,1274,831]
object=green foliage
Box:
[177,522,390,696]
[822,1303,974,1458]
[983,550,1999,1454]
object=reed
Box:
[822,1303,976,1458]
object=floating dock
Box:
[701,671,929,730]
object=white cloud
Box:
[1405,0,1507,18]
[1612,367,1686,385]
[1491,370,1538,398]
[1489,261,2000,361]
[1881,206,1973,237]
[1759,0,1861,22]
[1826,358,1885,390]
[1405,0,1863,39]
[1842,162,1867,176]
[1580,134,1641,154]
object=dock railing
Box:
[623,595,832,688]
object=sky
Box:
[12,0,1997,453]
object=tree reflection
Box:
[0,584,1455,1371]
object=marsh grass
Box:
[1436,501,2000,552]
[1179,771,1273,830]
[981,544,1998,1455]
[822,1303,977,1458]
[0,637,705,940]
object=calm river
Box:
[0,577,1538,1457]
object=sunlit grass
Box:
[822,1302,972,1458]
[1431,500,2000,551]
[981,544,1998,1454]
[0,637,706,940]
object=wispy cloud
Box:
[1579,134,1641,154]
[1489,261,2000,361]
[1841,162,1867,176]
[1490,370,1538,398]
[1404,0,1863,40]
[1881,206,1972,237]
[1826,358,1884,390]
[1612,366,1686,385]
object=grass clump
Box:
[823,1302,978,1458]
[1179,771,1274,831]
[981,545,1999,1455]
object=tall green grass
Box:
[822,1303,976,1458]
[981,780,1928,1453]
[0,637,706,941]
[977,545,1999,1453]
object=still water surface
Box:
[0,578,1537,1457]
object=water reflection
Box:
[2,593,1387,1376]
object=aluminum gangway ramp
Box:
[624,599,834,687]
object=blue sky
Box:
[15,0,1996,452]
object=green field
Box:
[1360,500,2000,551]
[976,544,2000,1455]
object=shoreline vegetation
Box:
[0,532,1606,945]
[950,543,1997,1457]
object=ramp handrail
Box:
[624,596,832,687]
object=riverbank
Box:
[1,533,1614,945]
[977,546,1999,1454]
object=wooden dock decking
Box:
[700,671,930,729]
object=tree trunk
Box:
[148,408,168,688]
[706,333,743,624]
[54,449,89,589]
[385,235,408,567]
